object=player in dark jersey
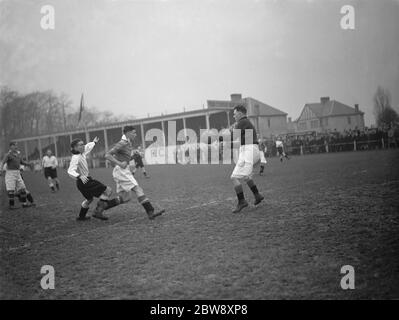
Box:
[0,142,34,209]
[102,126,164,220]
[2,162,36,207]
[230,105,264,213]
[131,148,149,178]
[17,164,35,206]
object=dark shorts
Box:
[76,177,107,200]
[135,159,144,168]
[277,146,283,155]
[44,167,57,179]
[133,156,144,168]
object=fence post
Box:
[354,140,357,151]
[300,145,304,155]
[381,138,385,149]
[38,138,42,160]
[104,128,109,168]
[325,143,329,153]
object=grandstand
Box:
[12,106,232,167]
[11,93,289,167]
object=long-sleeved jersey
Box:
[1,150,28,171]
[106,135,133,164]
[67,142,95,179]
[231,117,259,145]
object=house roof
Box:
[297,100,364,121]
[246,98,288,116]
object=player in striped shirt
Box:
[42,149,60,192]
[68,136,120,221]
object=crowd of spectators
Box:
[263,126,399,156]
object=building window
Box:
[347,116,351,124]
[298,122,307,131]
[311,120,319,129]
[267,118,270,128]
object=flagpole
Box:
[82,94,88,143]
[78,93,88,140]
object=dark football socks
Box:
[106,196,122,210]
[19,190,27,204]
[79,206,90,218]
[27,193,34,203]
[234,185,245,202]
[142,200,154,213]
[8,191,15,207]
[247,179,260,196]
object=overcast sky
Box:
[1,0,398,125]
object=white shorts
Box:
[113,165,138,193]
[5,170,26,192]
[259,150,267,164]
[231,144,260,179]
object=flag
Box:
[78,93,84,123]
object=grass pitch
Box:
[1,149,399,299]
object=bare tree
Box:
[59,93,72,131]
[0,87,19,150]
[373,86,398,129]
[0,88,136,146]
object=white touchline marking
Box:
[7,243,31,251]
[186,205,201,209]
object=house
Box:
[294,97,365,134]
[207,94,288,138]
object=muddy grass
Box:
[1,149,399,299]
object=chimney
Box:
[320,97,330,104]
[230,93,242,102]
[288,117,292,123]
[354,104,359,112]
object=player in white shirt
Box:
[68,137,121,221]
[275,137,290,162]
[42,149,60,192]
[258,135,268,175]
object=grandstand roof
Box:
[13,106,231,141]
[207,96,287,116]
